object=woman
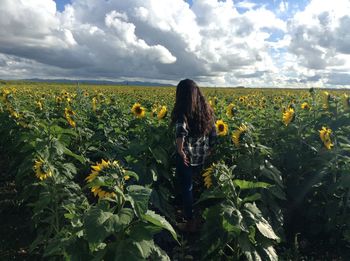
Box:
[171,79,216,231]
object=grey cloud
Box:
[334,16,350,54]
[288,7,350,76]
[6,0,350,87]
[233,17,255,37]
[306,75,321,82]
[235,70,267,78]
[327,73,350,85]
[297,74,322,83]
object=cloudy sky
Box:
[1,0,350,87]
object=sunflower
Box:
[208,96,218,109]
[1,88,10,100]
[282,107,295,126]
[232,123,248,147]
[151,106,157,117]
[202,165,214,188]
[64,108,76,128]
[215,120,228,136]
[33,158,53,181]
[55,96,62,104]
[85,159,130,199]
[8,107,20,119]
[62,90,69,98]
[226,103,235,118]
[36,100,43,111]
[319,127,333,150]
[301,102,310,110]
[131,103,146,118]
[92,97,97,112]
[322,91,331,109]
[157,105,167,120]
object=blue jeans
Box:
[176,154,202,220]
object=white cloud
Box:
[0,0,349,87]
[283,0,350,86]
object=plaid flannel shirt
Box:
[175,117,217,166]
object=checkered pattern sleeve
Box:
[175,118,188,139]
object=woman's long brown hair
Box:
[171,79,214,137]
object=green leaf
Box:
[52,138,65,155]
[233,179,271,190]
[127,185,152,218]
[118,208,134,225]
[244,203,279,241]
[114,240,143,261]
[268,185,286,200]
[195,189,226,205]
[242,193,261,204]
[124,170,139,181]
[63,147,86,164]
[84,207,113,244]
[62,162,77,179]
[133,240,155,259]
[260,162,283,187]
[248,225,257,245]
[148,245,171,261]
[142,210,178,242]
[222,217,241,235]
[105,208,134,233]
[223,205,247,233]
[256,220,279,241]
[262,245,278,261]
[149,147,169,167]
[238,235,262,261]
[200,205,225,259]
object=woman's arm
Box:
[175,116,189,166]
[176,137,189,166]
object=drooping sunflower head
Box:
[33,158,53,181]
[55,96,62,104]
[202,164,214,189]
[36,100,43,111]
[322,91,331,109]
[151,104,158,117]
[282,107,295,126]
[208,96,218,109]
[319,126,333,150]
[215,119,228,136]
[92,97,98,111]
[131,103,146,118]
[1,88,11,101]
[86,159,132,199]
[226,103,235,118]
[301,102,310,110]
[97,92,105,102]
[8,107,20,119]
[157,105,167,120]
[231,123,248,147]
[64,108,76,128]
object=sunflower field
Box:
[0,81,350,260]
